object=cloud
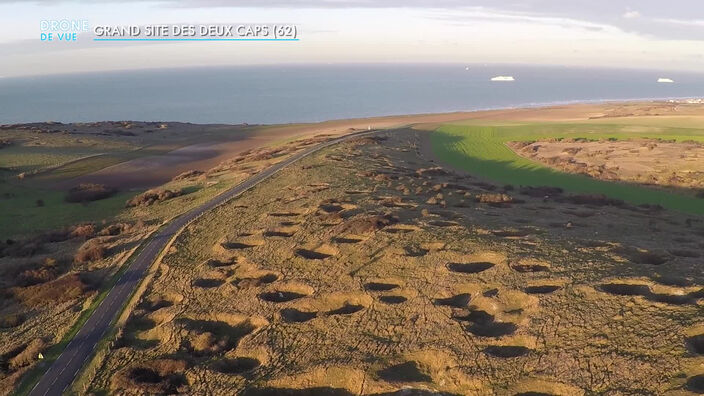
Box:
[1,0,703,41]
[622,10,640,19]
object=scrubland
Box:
[87,130,704,395]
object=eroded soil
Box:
[91,130,704,395]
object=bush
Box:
[74,239,107,263]
[65,183,117,203]
[0,313,25,328]
[126,189,183,207]
[70,223,96,239]
[172,170,204,181]
[35,199,44,207]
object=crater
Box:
[428,220,459,227]
[222,240,264,250]
[207,258,236,268]
[467,321,517,337]
[383,225,419,234]
[379,295,407,304]
[599,283,650,296]
[193,278,225,288]
[524,285,561,294]
[280,308,317,323]
[492,229,533,238]
[243,387,354,396]
[687,375,704,394]
[269,212,301,217]
[435,293,472,308]
[687,334,704,355]
[364,282,400,292]
[260,291,309,303]
[112,359,188,394]
[447,262,494,274]
[319,204,344,213]
[128,367,162,384]
[178,317,261,356]
[377,361,431,383]
[327,304,365,315]
[210,357,260,374]
[404,245,429,257]
[233,273,279,288]
[615,247,671,265]
[454,310,494,324]
[333,236,363,244]
[296,245,338,260]
[264,229,296,237]
[484,345,532,358]
[511,260,550,273]
[669,249,701,258]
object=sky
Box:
[0,0,703,77]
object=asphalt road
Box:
[28,130,378,396]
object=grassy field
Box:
[431,122,704,215]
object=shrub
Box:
[172,170,204,181]
[70,223,96,239]
[35,199,44,207]
[9,338,46,370]
[74,239,107,263]
[126,189,183,207]
[0,313,25,328]
[65,183,117,203]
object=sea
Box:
[1,64,703,124]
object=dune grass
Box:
[431,122,704,215]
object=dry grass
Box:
[86,130,704,395]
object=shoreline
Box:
[2,97,703,126]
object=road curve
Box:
[28,130,380,396]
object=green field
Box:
[431,122,704,215]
